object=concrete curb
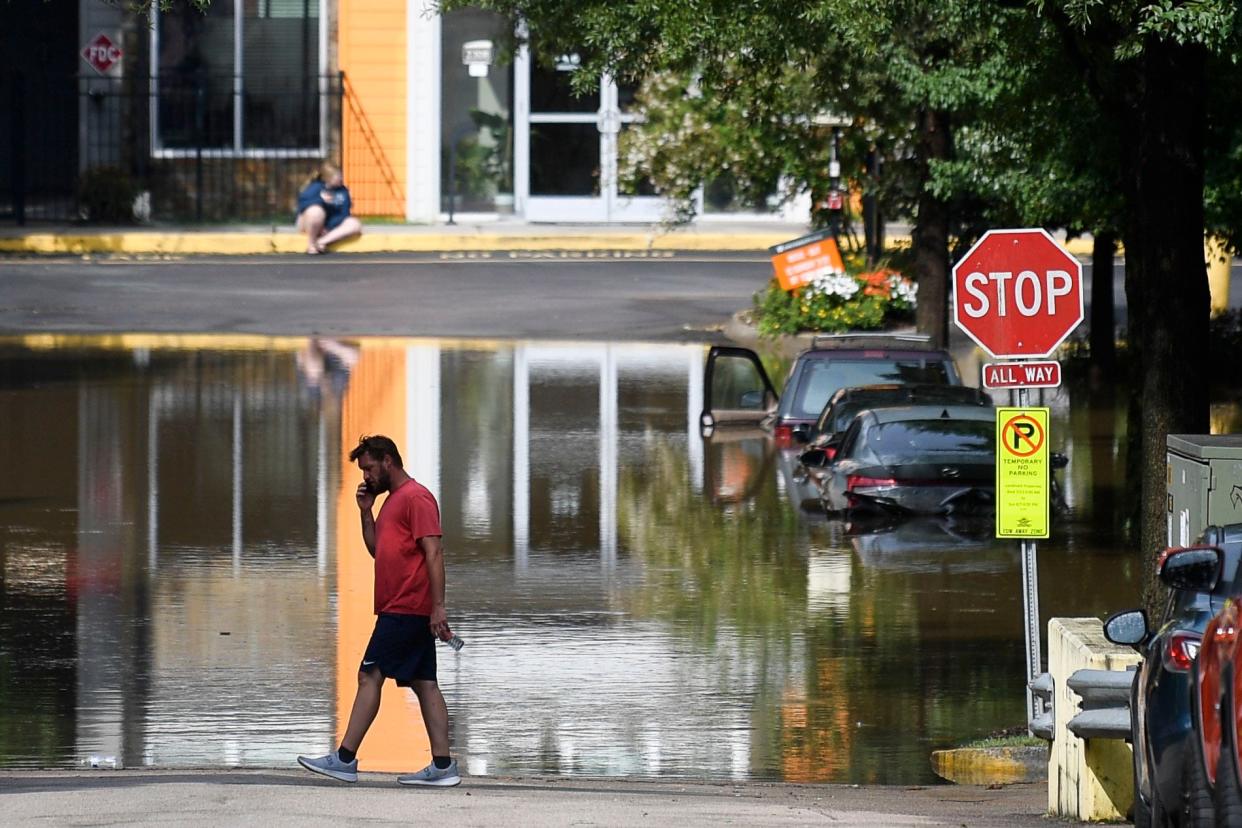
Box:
[0,229,1097,257]
[930,746,1048,786]
[0,230,795,256]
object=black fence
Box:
[1,73,345,224]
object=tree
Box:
[452,0,1034,349]
[1034,0,1240,607]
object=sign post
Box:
[952,227,1083,731]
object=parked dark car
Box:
[1103,523,1242,828]
[804,382,991,462]
[810,404,996,517]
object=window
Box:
[153,0,325,155]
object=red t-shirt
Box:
[373,478,442,615]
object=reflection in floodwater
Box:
[0,335,1188,781]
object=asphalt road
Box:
[0,252,769,340]
[2,251,1238,341]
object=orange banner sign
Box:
[769,230,846,292]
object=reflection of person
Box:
[298,435,461,787]
[295,337,360,400]
[295,162,362,255]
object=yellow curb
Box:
[0,231,795,256]
[0,230,1105,257]
[930,747,1046,786]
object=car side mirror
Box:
[1051,452,1068,470]
[1157,545,1222,592]
[1103,608,1149,647]
[800,448,828,468]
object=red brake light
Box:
[774,424,794,447]
[847,475,897,491]
[1163,631,1202,673]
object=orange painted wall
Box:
[336,345,432,772]
[339,0,407,216]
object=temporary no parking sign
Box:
[996,407,1050,538]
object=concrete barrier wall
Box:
[1047,617,1141,821]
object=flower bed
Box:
[752,266,917,337]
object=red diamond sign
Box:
[82,33,123,75]
[952,228,1084,359]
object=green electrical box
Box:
[1166,434,1242,547]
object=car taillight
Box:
[1163,631,1202,673]
[774,424,795,447]
[847,475,897,491]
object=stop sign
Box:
[952,228,1084,359]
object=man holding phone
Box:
[298,434,461,787]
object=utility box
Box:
[1167,434,1242,547]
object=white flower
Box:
[888,275,917,305]
[807,271,857,300]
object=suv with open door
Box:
[700,335,962,510]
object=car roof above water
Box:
[864,404,996,425]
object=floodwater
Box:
[1,334,1235,783]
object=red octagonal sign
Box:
[952,228,1083,359]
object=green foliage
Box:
[77,166,137,224]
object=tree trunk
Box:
[1124,40,1211,613]
[912,108,951,348]
[1089,231,1117,371]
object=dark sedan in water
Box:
[802,382,992,463]
[809,404,995,517]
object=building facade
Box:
[2,0,803,224]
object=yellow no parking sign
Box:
[996,407,1050,538]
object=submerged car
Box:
[804,383,991,462]
[812,404,996,517]
[1103,524,1242,828]
[699,334,961,447]
[700,335,962,511]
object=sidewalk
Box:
[0,220,1098,257]
[1,771,1075,827]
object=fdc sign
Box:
[952,228,1083,359]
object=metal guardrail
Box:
[1065,668,1135,740]
[1029,672,1054,740]
[1028,667,1136,741]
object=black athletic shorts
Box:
[360,613,437,686]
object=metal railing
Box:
[1029,667,1135,741]
[1066,668,1134,740]
[0,73,353,224]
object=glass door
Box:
[516,50,664,222]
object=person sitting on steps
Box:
[296,162,362,255]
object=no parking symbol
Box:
[996,408,1050,538]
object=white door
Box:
[515,50,664,222]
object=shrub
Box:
[752,266,917,337]
[78,166,137,223]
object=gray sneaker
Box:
[397,759,461,787]
[297,751,358,783]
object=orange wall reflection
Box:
[336,343,431,772]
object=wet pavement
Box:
[5,332,1229,784]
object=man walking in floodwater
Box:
[298,435,461,786]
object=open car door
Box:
[700,346,778,431]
